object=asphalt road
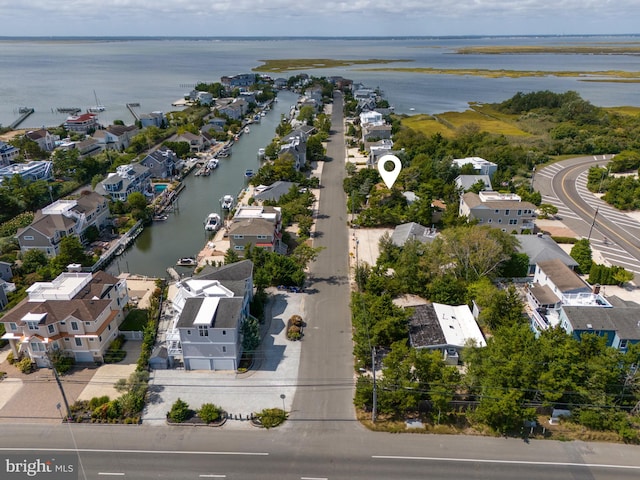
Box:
[289,91,356,435]
[534,154,640,275]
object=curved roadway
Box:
[535,155,640,275]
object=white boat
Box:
[221,194,234,210]
[204,212,221,232]
[207,158,219,169]
[176,256,197,267]
[244,126,250,134]
[257,148,266,160]
[88,90,105,112]
[244,169,254,179]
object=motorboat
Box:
[152,214,168,222]
[244,169,254,179]
[204,212,221,232]
[207,157,219,169]
[176,256,197,266]
[257,148,266,160]
[244,126,250,134]
[221,194,234,210]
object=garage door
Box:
[188,358,212,370]
[212,359,235,371]
[74,351,93,363]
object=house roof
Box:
[538,258,589,293]
[408,304,447,348]
[528,283,560,306]
[196,259,253,283]
[1,297,111,326]
[515,234,578,269]
[462,191,537,211]
[73,270,119,300]
[253,181,296,202]
[563,306,640,340]
[74,191,107,214]
[455,175,492,191]
[176,297,243,329]
[18,213,76,239]
[229,218,274,236]
[391,222,436,247]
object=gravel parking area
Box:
[142,289,304,429]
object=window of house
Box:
[198,325,209,337]
[85,321,91,326]
[257,235,268,240]
[504,209,510,215]
[23,235,34,241]
[222,346,227,353]
[517,209,522,215]
[64,337,70,342]
[89,338,95,342]
[234,245,245,251]
[488,219,492,223]
[9,322,17,331]
[27,321,39,331]
[47,324,55,334]
[509,219,518,225]
[75,338,82,347]
[30,342,45,352]
[99,336,102,342]
[187,330,191,335]
[620,339,628,349]
[71,321,79,330]
[222,330,226,335]
[498,219,502,223]
[108,324,111,331]
[494,209,499,214]
[233,235,244,239]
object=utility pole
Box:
[587,207,599,241]
[47,351,72,420]
[371,346,377,423]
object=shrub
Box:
[50,351,75,374]
[255,408,287,429]
[17,356,34,374]
[167,398,192,423]
[289,315,303,327]
[88,395,110,410]
[287,325,301,340]
[198,403,223,424]
[6,351,15,365]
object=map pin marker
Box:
[377,154,402,189]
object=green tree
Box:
[570,238,593,274]
[20,249,49,275]
[52,236,92,271]
[297,105,315,125]
[537,203,559,219]
[241,317,261,353]
[224,248,241,264]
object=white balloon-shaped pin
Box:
[377,154,402,189]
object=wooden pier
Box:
[9,108,34,129]
[126,103,141,121]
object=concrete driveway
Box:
[142,289,304,428]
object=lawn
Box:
[119,309,148,331]
[436,110,531,137]
[401,114,454,137]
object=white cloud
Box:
[0,0,637,36]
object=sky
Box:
[0,0,639,37]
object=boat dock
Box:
[9,108,34,129]
[91,220,144,272]
[56,107,81,114]
[126,103,141,121]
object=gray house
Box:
[140,148,177,178]
[459,191,536,233]
[166,260,254,371]
[514,234,579,275]
[391,222,437,247]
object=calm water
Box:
[3,36,640,277]
[107,89,299,278]
[2,36,640,128]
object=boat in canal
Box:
[176,256,197,267]
[207,157,219,169]
[244,169,254,180]
[204,212,221,232]
[221,194,234,210]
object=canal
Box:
[107,89,299,278]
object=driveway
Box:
[142,289,304,428]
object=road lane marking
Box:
[199,475,226,478]
[372,455,640,470]
[301,477,328,480]
[98,474,125,477]
[0,447,268,456]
